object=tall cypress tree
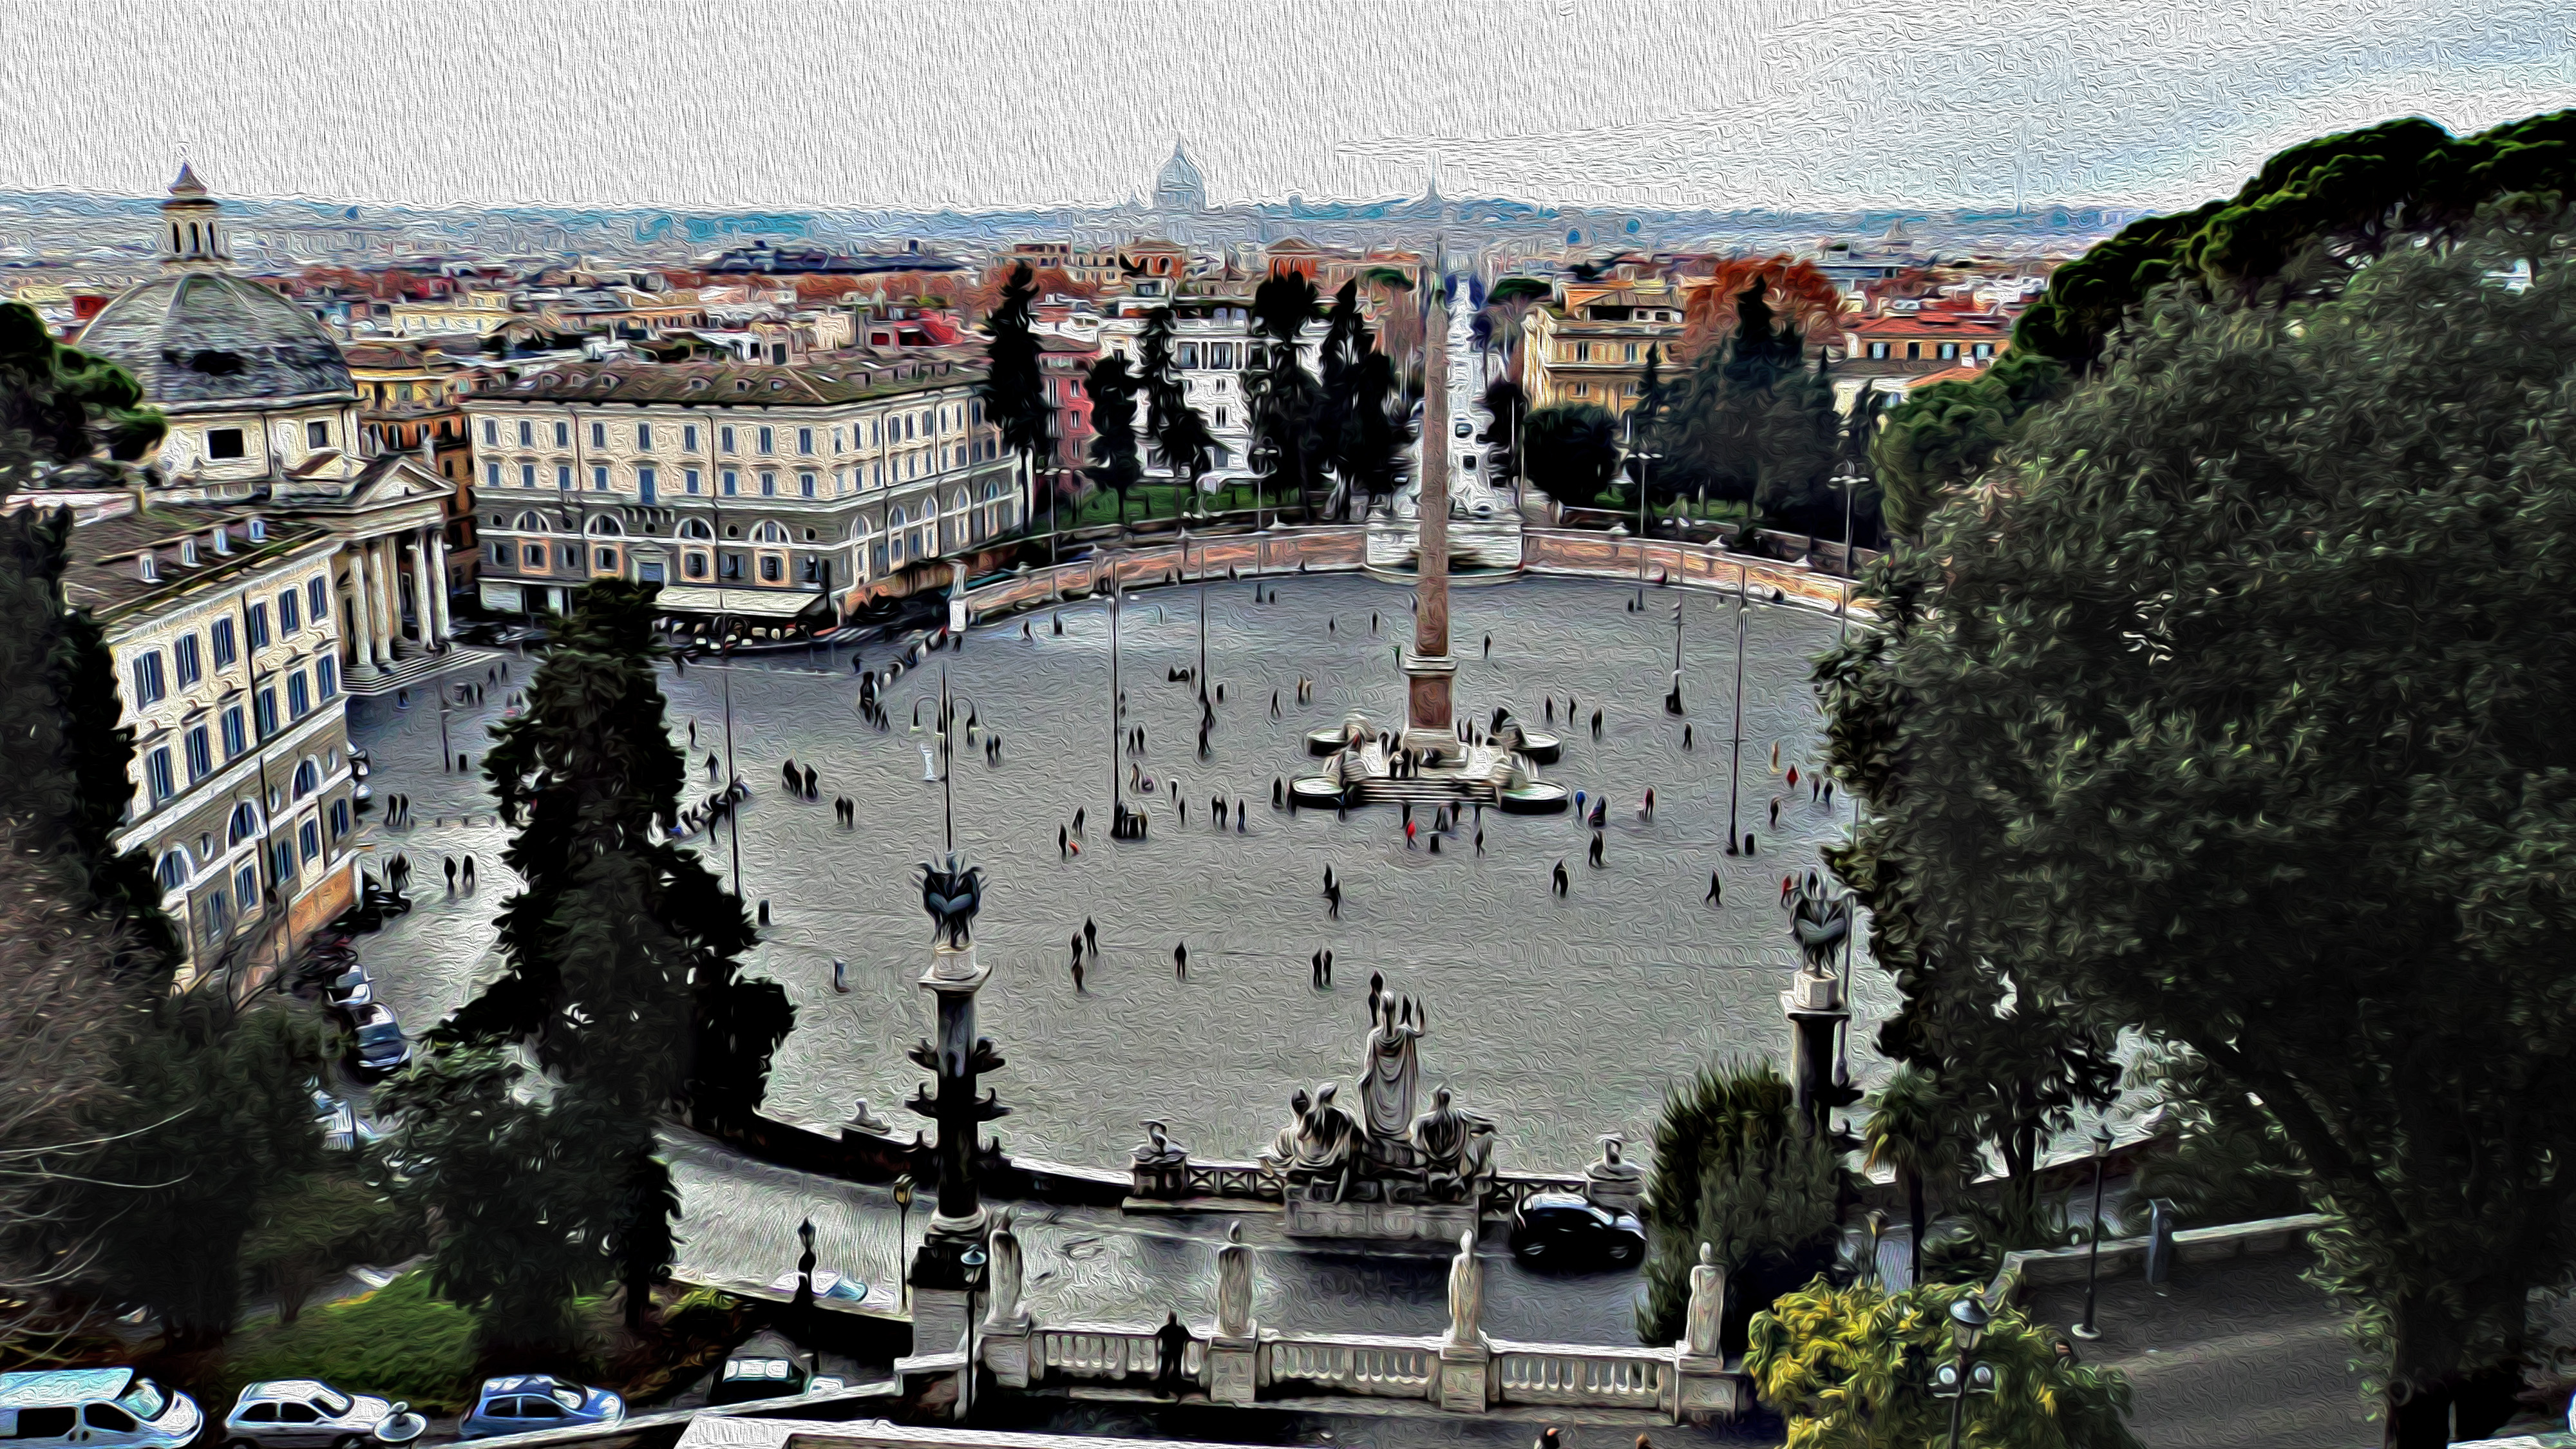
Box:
[1135,307,1213,516]
[1083,355,1144,524]
[1246,275,1323,519]
[442,580,791,1332]
[976,263,1052,531]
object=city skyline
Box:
[9,0,2568,216]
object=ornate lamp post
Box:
[1935,1295,1997,1449]
[1864,1208,1889,1289]
[893,1174,914,1311]
[904,846,1007,1359]
[2074,1124,2115,1340]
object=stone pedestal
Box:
[1437,1342,1492,1414]
[1207,1334,1259,1406]
[983,1321,1032,1388]
[1284,1197,1479,1241]
[911,1282,971,1359]
[1782,969,1849,1135]
[1132,1160,1190,1198]
[1674,1352,1744,1422]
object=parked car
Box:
[219,1381,406,1449]
[457,1378,623,1440]
[308,1088,381,1152]
[323,963,373,1013]
[1507,1194,1646,1269]
[0,1368,202,1449]
[705,1334,846,1407]
[345,1003,411,1081]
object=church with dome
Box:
[70,165,459,679]
[1153,142,1207,213]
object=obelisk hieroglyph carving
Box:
[1406,258,1454,746]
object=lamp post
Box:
[958,1245,988,1422]
[1935,1294,1996,1449]
[1665,592,1685,715]
[1864,1208,1888,1289]
[893,1174,914,1311]
[1724,560,1748,854]
[2074,1124,2114,1340]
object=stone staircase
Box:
[1356,775,1499,806]
[345,645,501,699]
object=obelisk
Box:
[1404,263,1455,750]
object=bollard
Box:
[2143,1198,2177,1289]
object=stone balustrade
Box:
[954,527,1369,624]
[989,1318,1744,1423]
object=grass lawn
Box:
[217,1273,483,1414]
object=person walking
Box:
[1154,1311,1193,1399]
[1770,796,1781,829]
[1326,882,1341,918]
[1553,860,1569,896]
[444,856,457,893]
[1173,942,1188,980]
[1059,825,1069,860]
[1321,949,1333,985]
[462,856,476,890]
[1084,917,1098,956]
[1706,871,1723,904]
[833,959,848,993]
[1589,832,1605,868]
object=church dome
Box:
[79,273,355,410]
[1153,144,1206,211]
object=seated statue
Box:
[1258,1090,1313,1175]
[1410,1087,1500,1204]
[1258,1085,1361,1203]
[1132,1119,1189,1166]
[1585,1133,1645,1215]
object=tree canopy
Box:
[1817,204,2576,1446]
[976,261,1053,469]
[1520,402,1622,510]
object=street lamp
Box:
[893,1175,914,1311]
[1864,1208,1889,1289]
[958,1244,989,1421]
[1723,561,1748,855]
[1936,1294,1998,1449]
[1665,593,1685,715]
[2074,1124,2115,1340]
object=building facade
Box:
[460,353,1022,621]
[1519,281,1689,416]
[59,506,360,990]
[71,168,457,686]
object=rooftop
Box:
[478,355,989,408]
[53,504,328,620]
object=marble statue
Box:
[1683,1242,1727,1358]
[1133,1120,1189,1166]
[1258,1084,1360,1202]
[1446,1226,1484,1347]
[849,1098,892,1135]
[1362,990,1425,1139]
[1215,1220,1255,1338]
[984,1207,1027,1329]
[1585,1133,1645,1214]
[1258,1089,1314,1175]
[1412,1086,1500,1203]
[918,852,985,948]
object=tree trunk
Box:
[1905,1171,1927,1286]
[2383,1289,2529,1448]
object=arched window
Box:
[679,518,714,540]
[516,511,549,533]
[227,801,261,846]
[156,851,191,891]
[750,520,788,544]
[587,515,623,536]
[888,507,907,564]
[292,759,320,800]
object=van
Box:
[0,1368,204,1449]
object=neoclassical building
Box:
[73,167,456,687]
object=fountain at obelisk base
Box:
[1293,264,1568,815]
[1254,978,1503,1239]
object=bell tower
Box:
[159,164,226,270]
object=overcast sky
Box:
[9,0,2570,214]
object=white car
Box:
[221,1381,404,1449]
[0,1368,202,1449]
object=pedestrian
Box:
[1788,765,1800,789]
[1084,917,1097,956]
[1683,724,1693,750]
[1059,825,1068,859]
[1643,787,1656,820]
[1236,798,1246,831]
[1405,817,1417,849]
[689,721,698,746]
[1371,611,1379,632]
[804,764,819,800]
[1591,708,1604,738]
[1707,871,1722,904]
[1770,797,1781,829]
[1173,942,1188,980]
[833,959,848,993]
[708,752,721,781]
[462,855,476,890]
[1782,874,1795,905]
[1823,781,1834,808]
[1589,832,1605,868]
[1575,789,1586,815]
[459,752,469,772]
[1771,741,1781,772]
[1272,690,1282,719]
[444,856,457,892]
[1327,882,1341,918]
[1474,827,1484,855]
[1483,634,1492,658]
[1321,949,1333,984]
[758,899,772,925]
[1072,954,1086,992]
[1155,1311,1193,1399]
[1552,860,1569,896]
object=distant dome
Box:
[1154,143,1206,212]
[79,272,354,409]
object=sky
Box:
[7,0,2571,214]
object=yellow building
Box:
[1519,281,1689,416]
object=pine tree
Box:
[442,580,791,1336]
[975,263,1052,533]
[1083,356,1144,524]
[1135,308,1214,517]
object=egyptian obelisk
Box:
[1404,256,1455,748]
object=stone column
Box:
[424,529,453,645]
[402,534,430,645]
[1783,965,1849,1138]
[369,536,399,663]
[907,891,1007,1358]
[343,542,383,680]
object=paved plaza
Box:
[350,572,1876,1181]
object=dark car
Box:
[1508,1194,1645,1269]
[345,1004,411,1082]
[705,1333,844,1408]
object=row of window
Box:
[1861,340,1997,361]
[484,491,1021,583]
[483,444,1000,502]
[138,658,339,811]
[482,406,980,459]
[204,419,334,462]
[129,578,330,708]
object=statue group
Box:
[1258,985,1498,1208]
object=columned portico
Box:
[343,542,384,679]
[424,529,453,642]
[369,535,399,659]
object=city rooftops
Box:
[482,355,988,408]
[1848,312,2010,337]
[56,505,327,620]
